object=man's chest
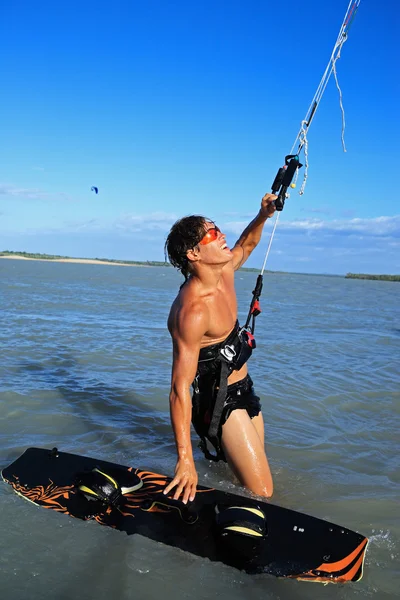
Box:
[204,285,237,339]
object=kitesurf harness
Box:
[194,321,256,461]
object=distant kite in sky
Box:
[91,186,98,194]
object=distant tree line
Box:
[0,250,170,267]
[5,251,396,280]
[1,251,281,273]
[1,250,67,259]
[346,273,400,282]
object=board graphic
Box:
[2,447,368,583]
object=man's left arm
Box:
[231,193,277,270]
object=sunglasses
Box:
[199,226,221,246]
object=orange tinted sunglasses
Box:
[199,226,221,246]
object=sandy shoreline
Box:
[0,255,144,267]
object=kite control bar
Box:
[271,154,302,211]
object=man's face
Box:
[198,224,221,245]
[197,222,233,263]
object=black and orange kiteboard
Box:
[2,447,368,583]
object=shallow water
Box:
[0,259,399,599]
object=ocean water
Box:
[0,259,399,600]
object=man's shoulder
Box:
[179,293,209,324]
[175,279,208,306]
[170,291,209,340]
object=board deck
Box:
[2,447,368,583]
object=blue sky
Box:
[1,0,399,274]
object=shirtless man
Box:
[163,193,277,504]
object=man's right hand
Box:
[260,193,277,218]
[163,456,198,504]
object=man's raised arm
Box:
[231,193,277,270]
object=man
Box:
[163,193,277,504]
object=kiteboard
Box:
[2,447,367,583]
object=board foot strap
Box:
[76,467,143,507]
[215,505,267,562]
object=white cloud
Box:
[62,219,100,231]
[282,216,400,236]
[308,207,332,215]
[224,215,400,238]
[0,183,68,201]
[20,212,180,236]
[294,256,312,262]
[0,184,43,198]
[114,212,179,232]
[3,211,398,274]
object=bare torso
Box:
[168,265,248,385]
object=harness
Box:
[193,320,256,461]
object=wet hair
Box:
[164,215,212,281]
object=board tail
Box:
[292,537,368,583]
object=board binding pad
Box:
[2,447,368,583]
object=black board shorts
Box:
[192,374,262,461]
